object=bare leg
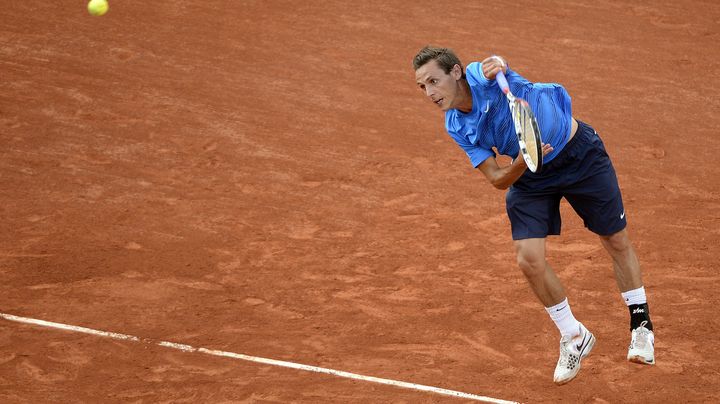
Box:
[514,238,567,307]
[599,229,643,292]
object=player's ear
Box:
[451,64,462,80]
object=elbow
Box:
[490,178,510,190]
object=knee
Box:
[601,229,632,253]
[516,249,546,278]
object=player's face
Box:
[415,59,463,111]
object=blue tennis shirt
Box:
[445,62,573,167]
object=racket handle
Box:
[495,70,510,94]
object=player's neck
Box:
[455,80,473,113]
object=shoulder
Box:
[444,110,467,140]
[444,109,460,132]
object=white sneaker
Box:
[553,323,596,385]
[628,321,655,365]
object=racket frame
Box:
[495,70,544,173]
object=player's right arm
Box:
[480,55,507,80]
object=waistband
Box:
[567,120,590,145]
[540,120,595,171]
[562,120,594,151]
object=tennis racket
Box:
[495,70,543,173]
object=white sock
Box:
[545,298,581,338]
[621,287,647,306]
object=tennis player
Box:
[413,46,656,385]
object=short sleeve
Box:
[465,62,493,88]
[448,128,494,168]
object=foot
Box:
[628,321,655,365]
[553,323,596,385]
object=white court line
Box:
[0,312,519,404]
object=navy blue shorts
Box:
[505,120,626,240]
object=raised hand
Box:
[481,55,508,80]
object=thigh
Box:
[506,187,563,240]
[563,133,627,236]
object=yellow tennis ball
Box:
[87,0,109,16]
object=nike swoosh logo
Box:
[483,101,490,113]
[620,211,625,219]
[575,334,588,352]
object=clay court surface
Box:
[2,1,720,402]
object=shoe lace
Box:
[633,321,651,349]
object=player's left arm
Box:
[477,144,553,190]
[476,152,527,190]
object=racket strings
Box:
[514,100,542,171]
[519,107,539,163]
